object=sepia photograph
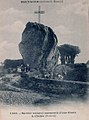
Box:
[0,0,89,120]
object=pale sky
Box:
[0,0,89,63]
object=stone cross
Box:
[34,6,45,23]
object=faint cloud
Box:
[0,41,15,49]
[74,0,88,16]
[0,21,25,33]
[57,0,88,16]
[0,40,21,61]
[54,25,73,35]
[0,8,23,15]
[0,7,33,26]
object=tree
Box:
[4,59,24,69]
[57,44,80,64]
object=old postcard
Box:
[0,0,89,120]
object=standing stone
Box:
[19,22,59,72]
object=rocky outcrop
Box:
[19,22,59,72]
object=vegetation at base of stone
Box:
[53,63,87,81]
[57,44,80,64]
[64,63,87,81]
[4,59,24,69]
[1,59,88,82]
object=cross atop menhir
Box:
[34,6,45,23]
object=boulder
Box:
[19,22,59,72]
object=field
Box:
[0,71,89,106]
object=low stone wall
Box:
[19,74,88,98]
